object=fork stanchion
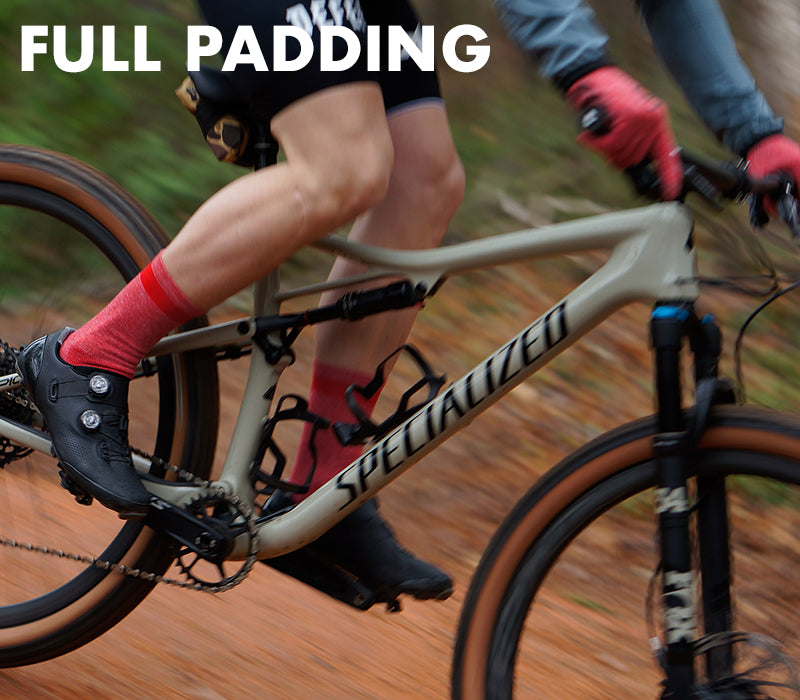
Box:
[650,303,696,698]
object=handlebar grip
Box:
[625,160,661,199]
[579,106,661,199]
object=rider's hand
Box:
[566,66,683,200]
[746,133,800,216]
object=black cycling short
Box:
[195,0,441,118]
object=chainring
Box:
[174,489,260,590]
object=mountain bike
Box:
[2,75,800,698]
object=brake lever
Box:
[749,175,799,240]
[776,185,800,240]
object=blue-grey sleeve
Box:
[639,0,782,155]
[494,0,783,155]
[492,0,611,90]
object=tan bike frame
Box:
[0,202,697,561]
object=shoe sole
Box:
[372,578,454,603]
[58,458,150,521]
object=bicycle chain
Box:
[0,448,261,594]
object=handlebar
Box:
[678,152,798,239]
[680,151,781,199]
[579,106,800,238]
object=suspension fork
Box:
[650,303,733,697]
[691,314,735,685]
[651,303,696,697]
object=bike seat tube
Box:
[253,121,278,171]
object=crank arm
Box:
[145,497,234,564]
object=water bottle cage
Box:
[251,394,329,500]
[250,346,444,511]
[333,345,446,446]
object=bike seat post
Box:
[253,120,278,171]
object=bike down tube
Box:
[247,202,700,559]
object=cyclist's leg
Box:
[17,82,392,518]
[280,2,463,600]
[288,102,464,495]
[287,0,463,493]
[271,105,462,601]
[161,82,393,309]
[17,0,394,518]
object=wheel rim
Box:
[457,415,800,699]
[0,182,185,644]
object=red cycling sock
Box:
[288,360,380,499]
[60,251,202,378]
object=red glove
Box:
[566,66,683,200]
[746,133,800,216]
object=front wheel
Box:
[0,146,219,665]
[453,405,800,699]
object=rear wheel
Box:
[0,145,219,665]
[453,406,800,699]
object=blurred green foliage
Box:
[2,0,800,413]
[2,0,739,238]
[1,0,235,237]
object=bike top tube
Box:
[0,150,787,560]
[0,201,693,395]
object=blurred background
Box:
[1,1,799,697]
[0,0,797,233]
[2,0,797,446]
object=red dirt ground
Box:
[2,266,798,699]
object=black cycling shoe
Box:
[317,498,454,601]
[265,494,453,603]
[16,328,151,520]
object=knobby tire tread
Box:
[0,145,219,666]
[452,405,800,699]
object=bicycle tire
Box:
[453,405,800,699]
[0,145,219,666]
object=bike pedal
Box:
[58,467,93,506]
[380,596,402,613]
